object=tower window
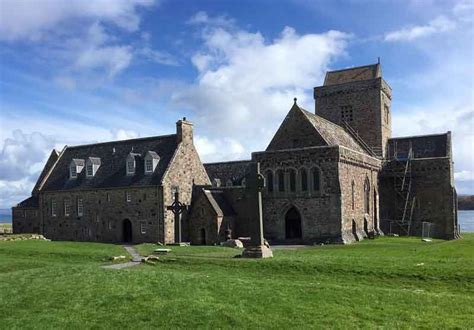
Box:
[277,170,285,192]
[300,168,308,191]
[384,105,390,124]
[340,105,353,122]
[311,167,321,192]
[289,169,296,192]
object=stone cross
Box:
[242,162,273,258]
[166,191,187,243]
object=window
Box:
[384,105,390,124]
[64,199,71,217]
[126,191,132,202]
[70,165,77,178]
[51,199,57,217]
[127,159,135,174]
[300,168,308,191]
[340,105,353,122]
[277,170,285,192]
[141,221,147,234]
[77,198,84,216]
[145,159,153,173]
[86,163,93,176]
[312,168,321,192]
[364,178,370,214]
[289,169,296,192]
[107,193,111,202]
[266,171,274,192]
[351,181,355,210]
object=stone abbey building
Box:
[12,63,459,244]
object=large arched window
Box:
[311,167,321,192]
[351,180,355,210]
[277,169,285,192]
[289,169,296,192]
[266,170,274,192]
[364,177,370,214]
[300,168,308,191]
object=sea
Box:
[1,209,474,232]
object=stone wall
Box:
[12,207,41,234]
[40,186,163,243]
[314,78,392,157]
[253,146,343,243]
[380,157,458,239]
[161,122,211,243]
[387,133,450,159]
[338,147,381,243]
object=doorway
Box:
[123,219,132,243]
[285,207,302,239]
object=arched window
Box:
[364,177,370,214]
[300,168,308,191]
[351,180,355,210]
[311,167,321,192]
[266,170,274,192]
[277,169,285,192]
[289,169,296,192]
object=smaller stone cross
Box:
[166,191,187,243]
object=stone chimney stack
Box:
[176,117,193,145]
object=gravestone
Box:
[242,162,273,258]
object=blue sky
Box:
[0,0,473,208]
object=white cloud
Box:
[171,15,349,161]
[385,16,456,42]
[195,136,247,162]
[112,129,140,141]
[455,170,474,182]
[75,45,133,78]
[0,0,155,41]
[187,11,235,28]
[137,47,179,66]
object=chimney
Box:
[176,117,193,145]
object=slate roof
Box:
[324,63,381,86]
[203,189,236,216]
[299,106,367,153]
[16,196,39,208]
[40,135,178,191]
[204,160,251,186]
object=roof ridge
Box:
[67,134,176,149]
[204,159,251,165]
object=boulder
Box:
[222,239,244,248]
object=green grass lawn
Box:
[0,236,473,329]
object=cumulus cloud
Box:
[195,136,247,163]
[0,0,155,41]
[384,15,456,42]
[171,14,349,161]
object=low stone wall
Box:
[0,233,49,241]
[0,226,13,234]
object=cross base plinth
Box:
[242,245,273,258]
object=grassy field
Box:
[0,236,473,329]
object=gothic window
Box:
[266,171,274,192]
[384,105,390,124]
[340,105,353,122]
[277,170,285,192]
[311,167,321,192]
[364,177,370,214]
[64,199,71,217]
[51,199,57,217]
[351,181,355,210]
[77,198,84,216]
[289,169,296,192]
[300,168,308,191]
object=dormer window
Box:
[144,151,160,175]
[86,157,101,178]
[69,159,84,179]
[126,153,138,175]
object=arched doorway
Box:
[285,207,302,239]
[200,228,206,245]
[122,219,132,243]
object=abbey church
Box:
[12,63,460,244]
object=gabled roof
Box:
[32,149,59,195]
[146,151,160,159]
[204,160,251,186]
[324,63,381,86]
[299,106,366,153]
[41,135,178,191]
[203,189,236,217]
[71,158,85,166]
[87,157,101,165]
[16,196,39,208]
